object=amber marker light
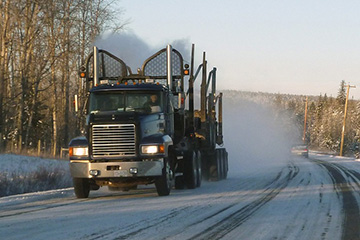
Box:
[184,64,190,75]
[79,66,86,78]
[159,144,165,153]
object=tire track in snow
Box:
[82,205,190,240]
[87,166,298,240]
[0,189,156,219]
[313,160,360,240]
[83,191,234,240]
[0,198,88,218]
[183,163,299,240]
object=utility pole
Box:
[303,96,308,143]
[340,84,356,156]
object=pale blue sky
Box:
[115,0,360,98]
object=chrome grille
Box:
[92,124,136,158]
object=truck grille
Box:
[92,124,136,158]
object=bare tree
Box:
[0,1,11,150]
[0,0,127,155]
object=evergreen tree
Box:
[337,80,346,106]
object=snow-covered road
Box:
[1,153,360,240]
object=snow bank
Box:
[0,154,72,197]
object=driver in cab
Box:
[144,94,161,113]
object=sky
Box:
[107,0,360,99]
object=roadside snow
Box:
[0,154,72,197]
[1,153,359,240]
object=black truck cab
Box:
[86,83,175,160]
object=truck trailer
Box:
[69,44,228,197]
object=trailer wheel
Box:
[223,150,228,179]
[219,149,227,180]
[196,151,202,187]
[155,158,172,196]
[73,178,90,198]
[220,148,228,180]
[185,151,198,189]
[219,149,224,180]
[210,149,222,181]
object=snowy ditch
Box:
[0,154,72,197]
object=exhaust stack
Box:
[93,46,100,86]
[166,45,173,90]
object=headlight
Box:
[69,147,88,157]
[141,145,164,154]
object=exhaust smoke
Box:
[95,32,191,72]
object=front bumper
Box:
[70,159,164,178]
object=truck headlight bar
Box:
[69,147,89,157]
[141,144,165,155]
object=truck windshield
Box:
[89,91,163,114]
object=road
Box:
[1,152,360,240]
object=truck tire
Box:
[210,149,222,181]
[223,150,228,179]
[219,149,227,180]
[220,148,228,180]
[185,151,198,189]
[218,149,224,180]
[196,151,202,187]
[155,158,172,196]
[73,178,90,198]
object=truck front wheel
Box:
[155,159,172,196]
[73,178,90,198]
